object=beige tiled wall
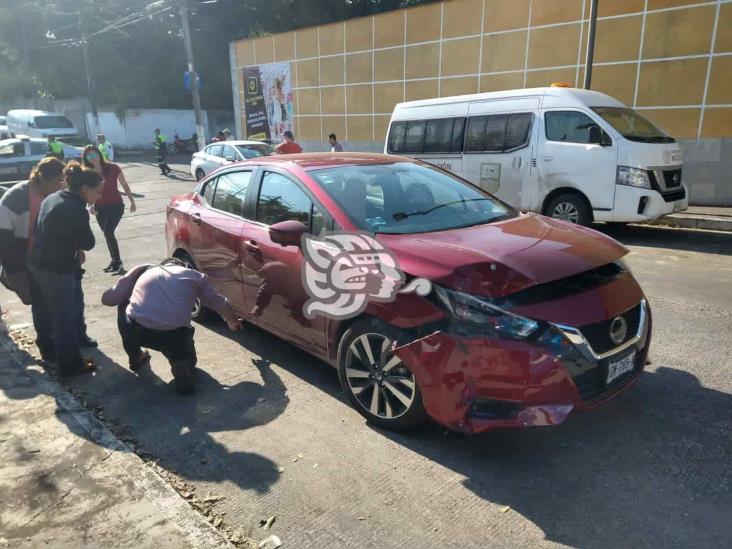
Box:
[233,0,730,141]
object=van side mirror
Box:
[588,125,602,144]
[269,220,309,247]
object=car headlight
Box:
[433,286,540,339]
[616,166,651,189]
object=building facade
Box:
[230,0,732,205]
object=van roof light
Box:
[550,82,573,88]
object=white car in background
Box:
[0,136,82,180]
[191,140,274,181]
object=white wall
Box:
[85,109,212,149]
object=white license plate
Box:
[673,200,685,213]
[607,351,636,385]
[0,166,18,175]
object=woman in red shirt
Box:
[82,145,137,274]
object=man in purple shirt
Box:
[102,258,240,394]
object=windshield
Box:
[34,115,74,129]
[309,162,516,235]
[236,144,273,158]
[592,107,674,143]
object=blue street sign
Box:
[184,71,201,91]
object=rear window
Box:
[34,115,73,129]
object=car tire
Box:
[546,193,592,226]
[195,168,205,181]
[337,319,428,431]
[176,252,212,322]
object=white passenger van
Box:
[6,110,78,140]
[385,86,688,225]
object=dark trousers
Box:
[156,152,170,174]
[29,266,86,373]
[95,203,125,263]
[117,303,197,386]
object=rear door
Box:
[538,109,617,211]
[188,170,253,313]
[202,144,223,175]
[462,98,538,210]
[240,169,331,354]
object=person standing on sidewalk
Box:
[153,128,171,175]
[101,258,240,394]
[328,133,343,152]
[274,130,302,155]
[0,157,65,306]
[96,134,114,161]
[82,145,136,274]
[28,162,102,374]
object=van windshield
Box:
[309,162,516,235]
[591,107,674,144]
[34,115,74,129]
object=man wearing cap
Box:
[153,128,171,176]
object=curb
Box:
[0,334,236,549]
[644,214,732,232]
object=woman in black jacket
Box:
[29,162,103,375]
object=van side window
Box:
[505,113,533,150]
[387,122,406,153]
[545,111,600,144]
[465,113,532,153]
[388,118,465,154]
[404,121,426,153]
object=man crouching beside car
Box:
[101,257,240,394]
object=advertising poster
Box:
[243,62,293,141]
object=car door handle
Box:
[243,240,261,255]
[191,212,202,225]
[543,156,554,162]
[512,156,523,169]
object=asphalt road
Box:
[1,160,730,548]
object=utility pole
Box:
[78,3,100,139]
[583,0,599,89]
[18,12,38,109]
[178,0,206,151]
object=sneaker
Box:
[110,262,125,275]
[103,261,116,272]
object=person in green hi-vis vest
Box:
[47,136,64,160]
[153,128,171,176]
[96,134,113,161]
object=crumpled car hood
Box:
[378,213,627,298]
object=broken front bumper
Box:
[393,301,652,434]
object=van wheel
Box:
[195,168,205,181]
[546,193,592,226]
[337,319,428,431]
[176,252,211,322]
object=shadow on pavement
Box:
[598,223,732,257]
[0,333,285,495]
[370,365,732,548]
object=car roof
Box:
[239,152,415,171]
[208,140,272,147]
[394,86,625,113]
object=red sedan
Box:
[166,153,651,433]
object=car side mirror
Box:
[269,220,309,247]
[224,155,236,162]
[588,125,602,144]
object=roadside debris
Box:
[259,515,276,530]
[258,535,282,549]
